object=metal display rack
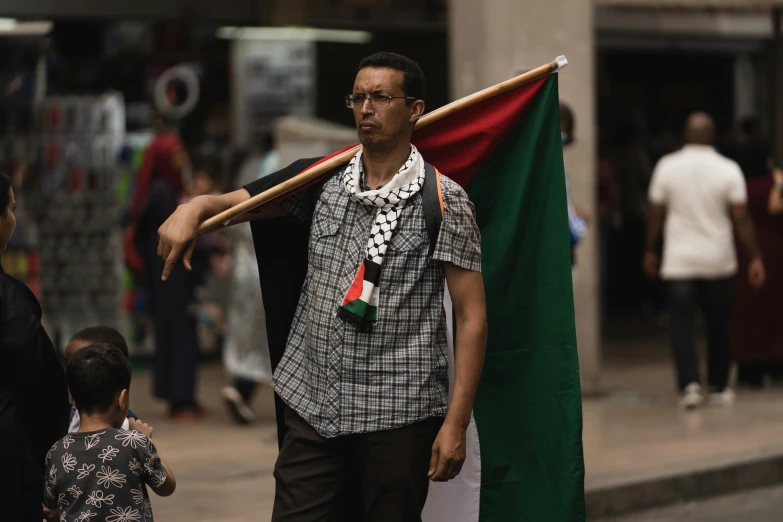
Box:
[35,93,127,345]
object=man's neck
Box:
[78,412,120,432]
[362,142,412,189]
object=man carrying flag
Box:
[157,52,488,521]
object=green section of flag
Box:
[341,299,378,321]
[467,76,585,521]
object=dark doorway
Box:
[596,48,736,320]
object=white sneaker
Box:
[708,388,736,407]
[679,382,703,409]
[221,386,257,424]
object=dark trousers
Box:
[272,405,442,522]
[234,377,258,402]
[668,276,735,392]
[142,180,199,409]
[150,259,198,407]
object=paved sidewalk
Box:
[585,323,783,517]
[130,326,783,521]
[585,358,783,491]
[129,365,279,521]
[597,484,783,522]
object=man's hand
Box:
[155,189,251,281]
[643,251,659,279]
[428,420,466,482]
[129,418,154,438]
[157,203,201,281]
[748,258,766,288]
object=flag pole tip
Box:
[554,55,568,71]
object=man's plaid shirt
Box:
[261,161,482,438]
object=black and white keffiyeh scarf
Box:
[338,145,425,330]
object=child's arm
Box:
[128,417,153,437]
[133,426,177,497]
[42,448,60,514]
[42,472,59,520]
[151,454,177,497]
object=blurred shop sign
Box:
[231,40,315,146]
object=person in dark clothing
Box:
[0,172,70,521]
[731,116,772,183]
[126,130,203,419]
[143,177,203,419]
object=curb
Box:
[586,453,783,519]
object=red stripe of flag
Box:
[341,261,365,305]
[241,76,548,215]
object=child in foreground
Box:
[65,326,140,433]
[45,344,176,521]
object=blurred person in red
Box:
[732,116,783,386]
[644,112,765,409]
[0,172,70,521]
[124,118,204,420]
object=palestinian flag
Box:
[247,72,585,521]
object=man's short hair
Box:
[357,52,426,102]
[72,326,129,358]
[67,344,132,415]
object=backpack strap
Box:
[421,162,445,257]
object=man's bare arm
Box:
[643,203,665,278]
[157,188,284,280]
[730,204,761,259]
[645,203,665,253]
[444,265,487,427]
[150,453,177,497]
[429,264,487,482]
[730,203,766,288]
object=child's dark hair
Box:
[67,344,132,415]
[72,326,129,358]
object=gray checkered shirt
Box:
[273,162,482,438]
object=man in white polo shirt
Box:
[644,112,766,409]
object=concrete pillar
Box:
[773,9,783,164]
[734,54,756,123]
[449,0,600,393]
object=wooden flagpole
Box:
[198,55,567,234]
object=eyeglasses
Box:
[344,94,417,109]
